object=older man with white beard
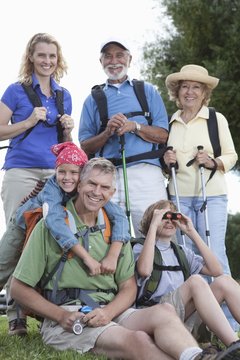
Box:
[78,37,169,237]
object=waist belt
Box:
[107,147,167,166]
[43,287,117,308]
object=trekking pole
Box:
[197,145,211,249]
[119,135,135,238]
[197,145,213,283]
[167,146,186,246]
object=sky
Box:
[0,0,239,237]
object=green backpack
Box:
[132,238,191,307]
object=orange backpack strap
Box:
[101,208,111,243]
[23,207,43,247]
[22,207,73,258]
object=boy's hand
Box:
[173,213,195,234]
[100,254,117,274]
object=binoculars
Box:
[162,211,182,220]
[72,305,93,335]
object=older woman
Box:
[163,65,238,329]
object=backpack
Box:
[17,84,65,145]
[162,107,221,181]
[169,107,221,159]
[20,206,112,319]
[132,238,191,307]
[91,80,167,163]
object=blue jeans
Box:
[171,195,239,331]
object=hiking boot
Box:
[194,340,240,359]
[8,318,27,336]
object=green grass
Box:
[0,316,106,360]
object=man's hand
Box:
[81,307,111,327]
[106,113,136,136]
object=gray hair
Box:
[80,157,116,188]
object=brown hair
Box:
[18,33,68,85]
[140,200,177,236]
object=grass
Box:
[0,316,106,360]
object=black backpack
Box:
[1,84,65,151]
[16,84,64,146]
[91,80,167,164]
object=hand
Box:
[83,255,102,276]
[195,148,213,167]
[173,213,195,234]
[163,148,177,167]
[28,107,47,127]
[82,307,111,327]
[101,254,117,274]
[105,113,126,136]
[59,310,83,333]
[59,114,74,133]
[150,208,167,232]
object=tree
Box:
[226,213,240,280]
[141,0,240,165]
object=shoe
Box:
[8,318,27,336]
[194,340,240,359]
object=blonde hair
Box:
[18,33,68,85]
[167,81,213,109]
[140,200,177,236]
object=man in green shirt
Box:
[10,158,240,359]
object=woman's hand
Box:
[163,148,177,167]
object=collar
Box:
[169,105,209,125]
[104,76,132,89]
[31,73,62,94]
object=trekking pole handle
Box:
[166,146,176,168]
[197,145,205,168]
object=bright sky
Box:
[0,0,239,237]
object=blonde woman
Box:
[0,33,74,335]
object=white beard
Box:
[103,64,129,81]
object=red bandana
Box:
[51,142,88,168]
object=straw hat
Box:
[165,64,219,90]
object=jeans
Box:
[171,194,239,331]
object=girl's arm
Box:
[103,201,131,243]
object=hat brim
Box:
[165,72,219,90]
[101,41,128,52]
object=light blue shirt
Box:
[79,78,168,167]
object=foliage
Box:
[226,212,240,280]
[141,0,240,166]
[0,316,106,360]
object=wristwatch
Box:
[135,122,141,133]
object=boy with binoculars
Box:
[133,199,240,349]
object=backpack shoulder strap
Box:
[55,89,65,143]
[91,84,108,133]
[55,89,64,116]
[22,84,42,107]
[132,79,152,125]
[208,107,221,158]
[170,241,190,280]
[134,238,163,307]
